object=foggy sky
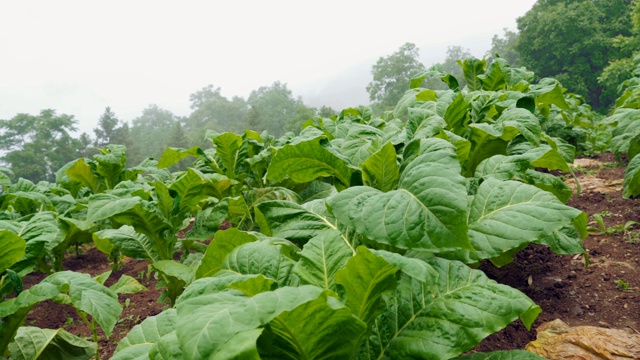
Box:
[0,0,537,134]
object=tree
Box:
[185,85,248,145]
[516,0,634,111]
[600,0,640,95]
[366,43,426,113]
[441,46,474,89]
[93,107,133,149]
[486,28,521,67]
[246,81,314,137]
[129,105,182,165]
[317,105,337,118]
[0,110,83,182]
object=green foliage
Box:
[0,110,85,182]
[486,28,521,67]
[367,42,426,113]
[8,327,97,360]
[516,0,634,111]
[248,81,317,137]
[0,54,600,360]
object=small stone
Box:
[570,305,584,316]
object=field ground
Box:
[21,153,640,359]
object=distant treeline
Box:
[1,0,637,183]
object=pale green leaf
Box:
[195,228,258,279]
[293,229,354,290]
[262,293,367,360]
[328,138,470,251]
[361,142,399,192]
[113,309,177,360]
[266,137,353,188]
[110,275,147,295]
[0,230,25,274]
[362,256,540,359]
[9,327,96,360]
[335,246,399,327]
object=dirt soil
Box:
[19,153,640,359]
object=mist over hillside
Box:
[297,37,490,112]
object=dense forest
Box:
[0,0,637,183]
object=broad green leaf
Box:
[539,212,588,259]
[293,229,354,290]
[410,66,446,89]
[8,327,96,360]
[369,249,438,282]
[173,286,325,359]
[255,201,335,244]
[470,91,503,122]
[362,256,540,359]
[153,260,194,285]
[498,108,541,146]
[0,282,60,318]
[437,130,472,164]
[337,124,384,166]
[45,271,122,338]
[244,187,302,209]
[149,331,183,360]
[113,309,177,360]
[624,154,640,198]
[262,293,367,360]
[478,60,507,91]
[452,350,546,360]
[329,139,470,251]
[266,137,353,188]
[158,146,220,172]
[93,145,127,190]
[195,228,258,279]
[212,132,245,179]
[93,226,160,262]
[360,142,399,192]
[169,168,220,219]
[393,89,423,119]
[416,89,438,101]
[530,79,569,110]
[511,144,570,173]
[65,158,100,193]
[87,195,172,258]
[406,108,446,141]
[221,241,296,286]
[465,178,583,263]
[110,275,147,294]
[520,169,573,203]
[475,155,530,181]
[0,166,13,187]
[297,180,336,203]
[180,274,266,301]
[228,274,276,297]
[461,58,487,91]
[335,246,399,327]
[0,271,122,339]
[17,212,61,250]
[0,230,25,274]
[443,92,470,135]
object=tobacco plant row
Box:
[0,58,601,359]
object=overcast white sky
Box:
[0,0,537,135]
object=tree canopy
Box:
[0,110,83,182]
[366,43,425,113]
[516,0,634,111]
